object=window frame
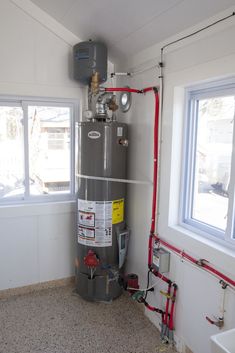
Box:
[180,78,235,247]
[0,95,79,205]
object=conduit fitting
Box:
[110,72,132,78]
[153,86,158,93]
[220,279,228,289]
[196,258,209,267]
[98,86,106,93]
[206,316,224,329]
[171,284,177,301]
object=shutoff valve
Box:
[84,250,100,268]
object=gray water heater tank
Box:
[73,41,107,85]
[76,121,129,302]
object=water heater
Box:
[74,41,129,302]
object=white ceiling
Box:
[31,0,235,59]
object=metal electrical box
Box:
[73,41,107,84]
[152,242,170,273]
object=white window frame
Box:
[180,78,235,247]
[0,95,79,205]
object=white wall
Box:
[118,7,235,353]
[0,0,84,290]
[0,203,76,289]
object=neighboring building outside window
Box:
[181,78,235,246]
[0,98,77,203]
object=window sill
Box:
[0,200,76,218]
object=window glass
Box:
[0,106,24,199]
[28,106,71,195]
[192,96,234,231]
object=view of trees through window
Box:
[0,106,24,198]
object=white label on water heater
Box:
[117,127,123,137]
[77,199,112,247]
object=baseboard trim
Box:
[0,276,75,300]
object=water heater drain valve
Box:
[84,250,100,268]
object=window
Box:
[0,98,77,203]
[181,79,235,245]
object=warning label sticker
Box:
[78,226,95,240]
[78,211,95,227]
[77,199,112,247]
[112,199,124,224]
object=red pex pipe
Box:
[150,91,159,234]
[105,87,142,93]
[141,298,165,321]
[168,284,177,331]
[148,235,153,268]
[164,282,172,326]
[154,236,197,264]
[143,87,156,93]
[151,268,171,284]
[146,89,160,267]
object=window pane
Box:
[192,96,234,231]
[0,106,24,199]
[28,106,71,195]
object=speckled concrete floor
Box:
[0,286,175,353]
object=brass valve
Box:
[90,72,100,95]
[108,98,119,112]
